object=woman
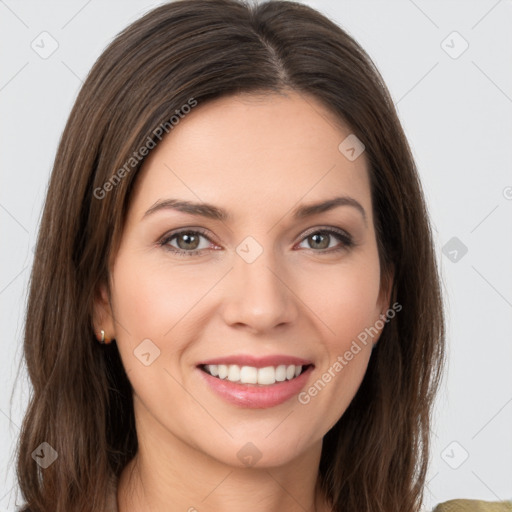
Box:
[13,0,510,511]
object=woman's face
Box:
[96,91,391,469]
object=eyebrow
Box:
[143,195,367,226]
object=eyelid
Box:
[158,226,217,248]
[298,225,352,242]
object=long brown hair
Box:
[14,0,445,510]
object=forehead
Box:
[129,91,372,224]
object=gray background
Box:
[1,0,511,510]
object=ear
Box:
[92,281,116,341]
[378,263,395,313]
[373,263,395,347]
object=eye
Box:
[159,229,216,256]
[296,228,354,253]
[159,226,355,257]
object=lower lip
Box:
[197,365,314,408]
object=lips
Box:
[195,354,315,408]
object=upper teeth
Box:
[204,364,303,385]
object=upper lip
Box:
[196,355,314,368]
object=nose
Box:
[220,247,299,334]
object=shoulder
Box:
[433,499,512,512]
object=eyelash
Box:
[158,227,355,257]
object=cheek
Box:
[299,251,382,347]
[109,252,203,395]
[298,265,379,431]
[296,250,380,414]
[111,251,210,340]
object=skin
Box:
[94,90,393,512]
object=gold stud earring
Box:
[95,329,112,344]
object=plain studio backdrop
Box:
[1,0,511,510]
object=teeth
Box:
[218,364,228,379]
[240,366,258,384]
[204,364,305,385]
[275,365,287,382]
[228,365,240,382]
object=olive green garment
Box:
[433,499,512,512]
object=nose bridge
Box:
[222,235,297,331]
